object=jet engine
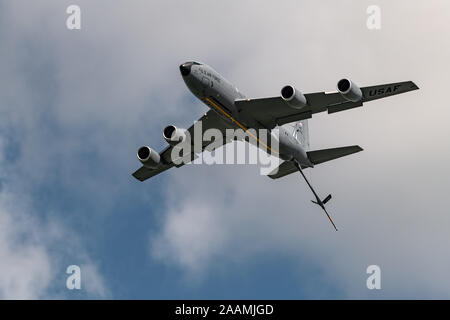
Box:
[137,146,160,169]
[281,85,307,110]
[337,79,363,102]
[163,125,187,146]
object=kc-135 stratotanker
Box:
[132,61,419,230]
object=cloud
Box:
[80,263,110,298]
[152,201,229,274]
[0,187,110,299]
[0,192,52,299]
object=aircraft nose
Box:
[179,63,191,76]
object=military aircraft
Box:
[132,61,419,230]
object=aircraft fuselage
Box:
[179,61,313,167]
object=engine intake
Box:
[281,85,307,110]
[137,146,160,169]
[337,79,363,102]
[163,125,187,146]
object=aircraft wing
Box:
[132,109,237,181]
[235,81,419,129]
[132,160,176,181]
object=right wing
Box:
[235,81,419,129]
[132,109,237,182]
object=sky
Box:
[0,0,449,299]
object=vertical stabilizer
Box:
[292,120,310,150]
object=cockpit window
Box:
[184,61,202,66]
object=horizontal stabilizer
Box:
[307,145,363,165]
[268,145,363,180]
[268,161,305,179]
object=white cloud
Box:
[80,263,110,298]
[0,189,110,299]
[152,201,229,274]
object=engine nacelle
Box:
[281,85,307,110]
[163,125,187,146]
[337,79,363,102]
[137,146,160,169]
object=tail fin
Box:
[293,120,310,150]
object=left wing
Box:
[132,109,237,181]
[235,81,419,129]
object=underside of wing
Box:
[186,109,238,154]
[132,110,237,182]
[132,162,175,182]
[235,81,419,129]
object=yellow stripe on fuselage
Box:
[205,97,278,156]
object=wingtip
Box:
[131,173,145,182]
